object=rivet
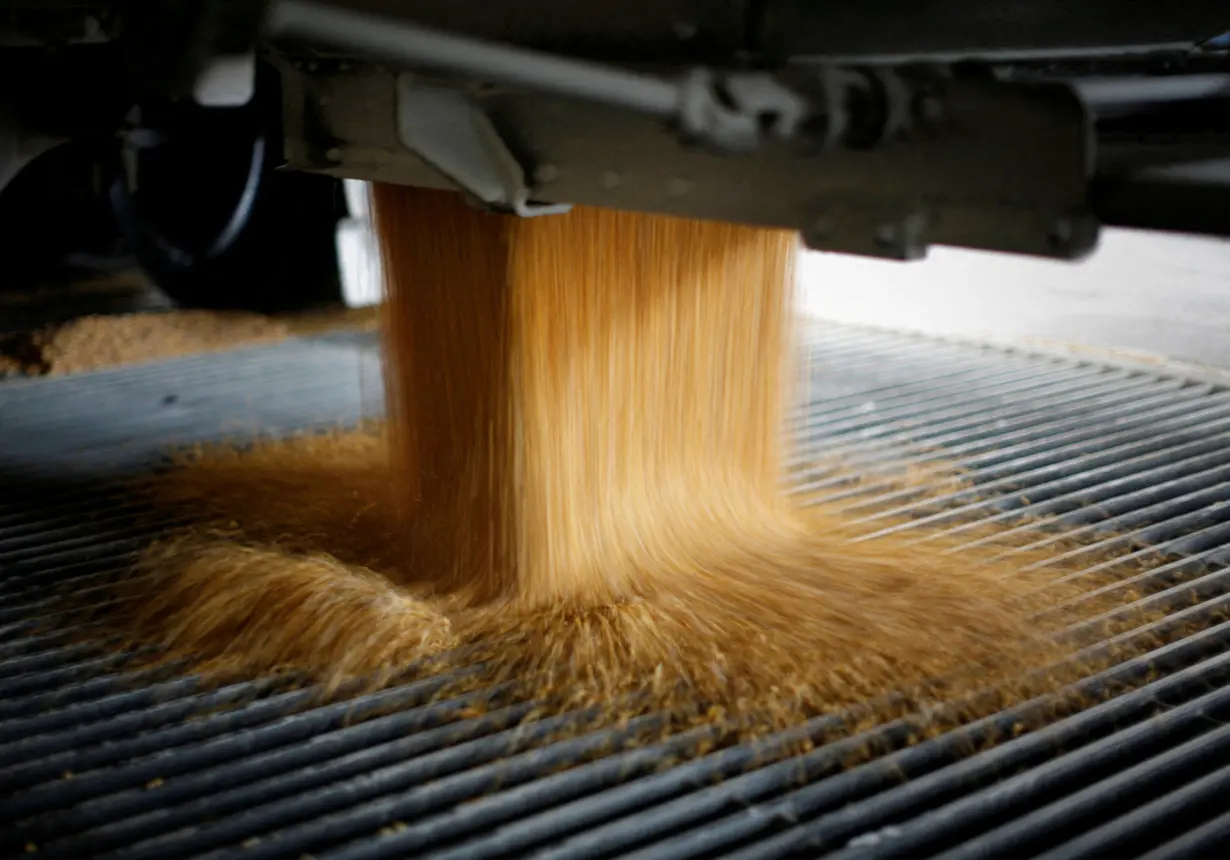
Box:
[918,95,945,125]
[873,223,898,249]
[1048,217,1075,246]
[673,22,699,40]
[534,164,559,184]
[601,171,622,190]
[808,216,836,242]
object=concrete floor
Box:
[798,228,1230,371]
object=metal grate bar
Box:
[792,379,1206,486]
[619,642,1230,860]
[795,365,1141,448]
[0,678,288,767]
[0,662,196,721]
[455,627,1230,860]
[850,438,1230,538]
[822,685,1230,859]
[0,670,474,806]
[0,553,142,597]
[3,323,1230,858]
[942,479,1230,553]
[936,730,1230,860]
[27,692,532,857]
[0,652,135,700]
[1133,807,1230,860]
[871,393,1230,488]
[115,711,668,860]
[0,675,211,743]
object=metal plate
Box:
[758,0,1230,60]
[276,0,748,62]
[2,322,1230,858]
[284,60,1097,261]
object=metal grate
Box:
[2,322,1229,859]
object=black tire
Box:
[129,167,348,313]
[111,62,347,313]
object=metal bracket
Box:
[676,69,808,152]
[274,2,1105,258]
[395,75,571,216]
[194,52,257,107]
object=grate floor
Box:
[1,322,1229,859]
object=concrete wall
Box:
[799,229,1230,369]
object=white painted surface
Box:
[337,180,382,308]
[799,229,1230,369]
[336,220,382,308]
[193,53,256,107]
